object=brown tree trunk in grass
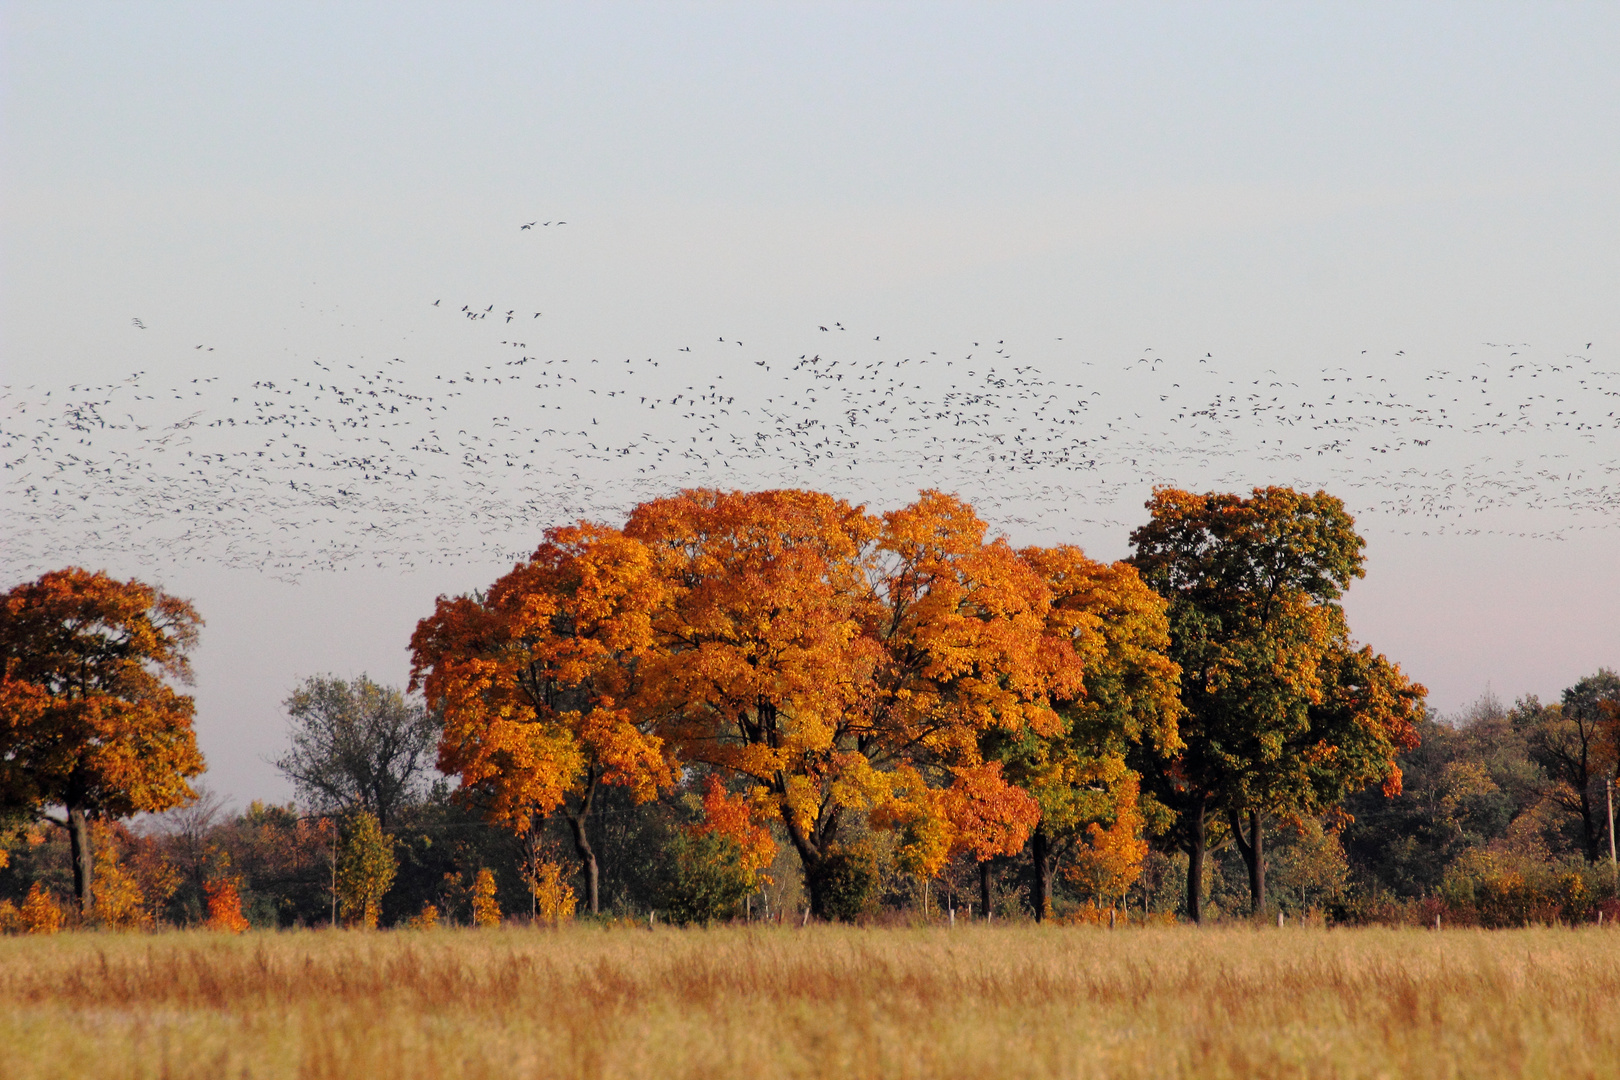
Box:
[1030,828,1054,921]
[1185,802,1206,924]
[1249,811,1265,916]
[67,804,94,917]
[1230,808,1266,917]
[780,797,839,921]
[979,860,992,919]
[563,777,600,915]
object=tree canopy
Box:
[1128,487,1424,919]
[414,489,1101,919]
[622,488,1091,917]
[275,674,439,829]
[0,567,204,914]
[410,521,676,913]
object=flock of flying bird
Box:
[3,278,1617,577]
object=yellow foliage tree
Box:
[406,903,439,930]
[335,810,396,929]
[528,862,577,924]
[19,882,64,934]
[93,843,150,930]
[1064,770,1150,904]
[89,820,179,930]
[471,867,501,927]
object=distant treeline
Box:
[3,674,1617,931]
[2,486,1616,930]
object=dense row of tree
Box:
[406,485,1419,921]
[6,485,1611,930]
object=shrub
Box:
[94,841,153,930]
[809,846,879,923]
[530,861,577,925]
[336,811,397,929]
[661,830,754,926]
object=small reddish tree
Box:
[204,879,250,933]
[0,568,204,916]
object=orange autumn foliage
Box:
[0,569,204,814]
[0,568,205,916]
[416,488,1101,919]
[411,523,676,913]
[938,762,1042,864]
[697,775,777,880]
[625,488,1085,915]
[18,883,64,934]
[412,523,673,830]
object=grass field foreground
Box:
[1,924,1616,1079]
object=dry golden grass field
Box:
[1,924,1616,1079]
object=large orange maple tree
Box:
[624,488,1087,918]
[409,523,675,914]
[0,568,205,915]
[415,488,1095,920]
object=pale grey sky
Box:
[4,3,1619,804]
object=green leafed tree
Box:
[335,809,397,928]
[1128,487,1424,920]
[276,674,439,830]
[1513,669,1620,863]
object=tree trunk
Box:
[1230,808,1266,916]
[564,811,599,915]
[801,856,828,920]
[564,779,601,915]
[779,796,834,920]
[1248,810,1265,915]
[1580,788,1601,864]
[67,804,94,917]
[979,860,993,919]
[1030,828,1053,921]
[1185,802,1206,924]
